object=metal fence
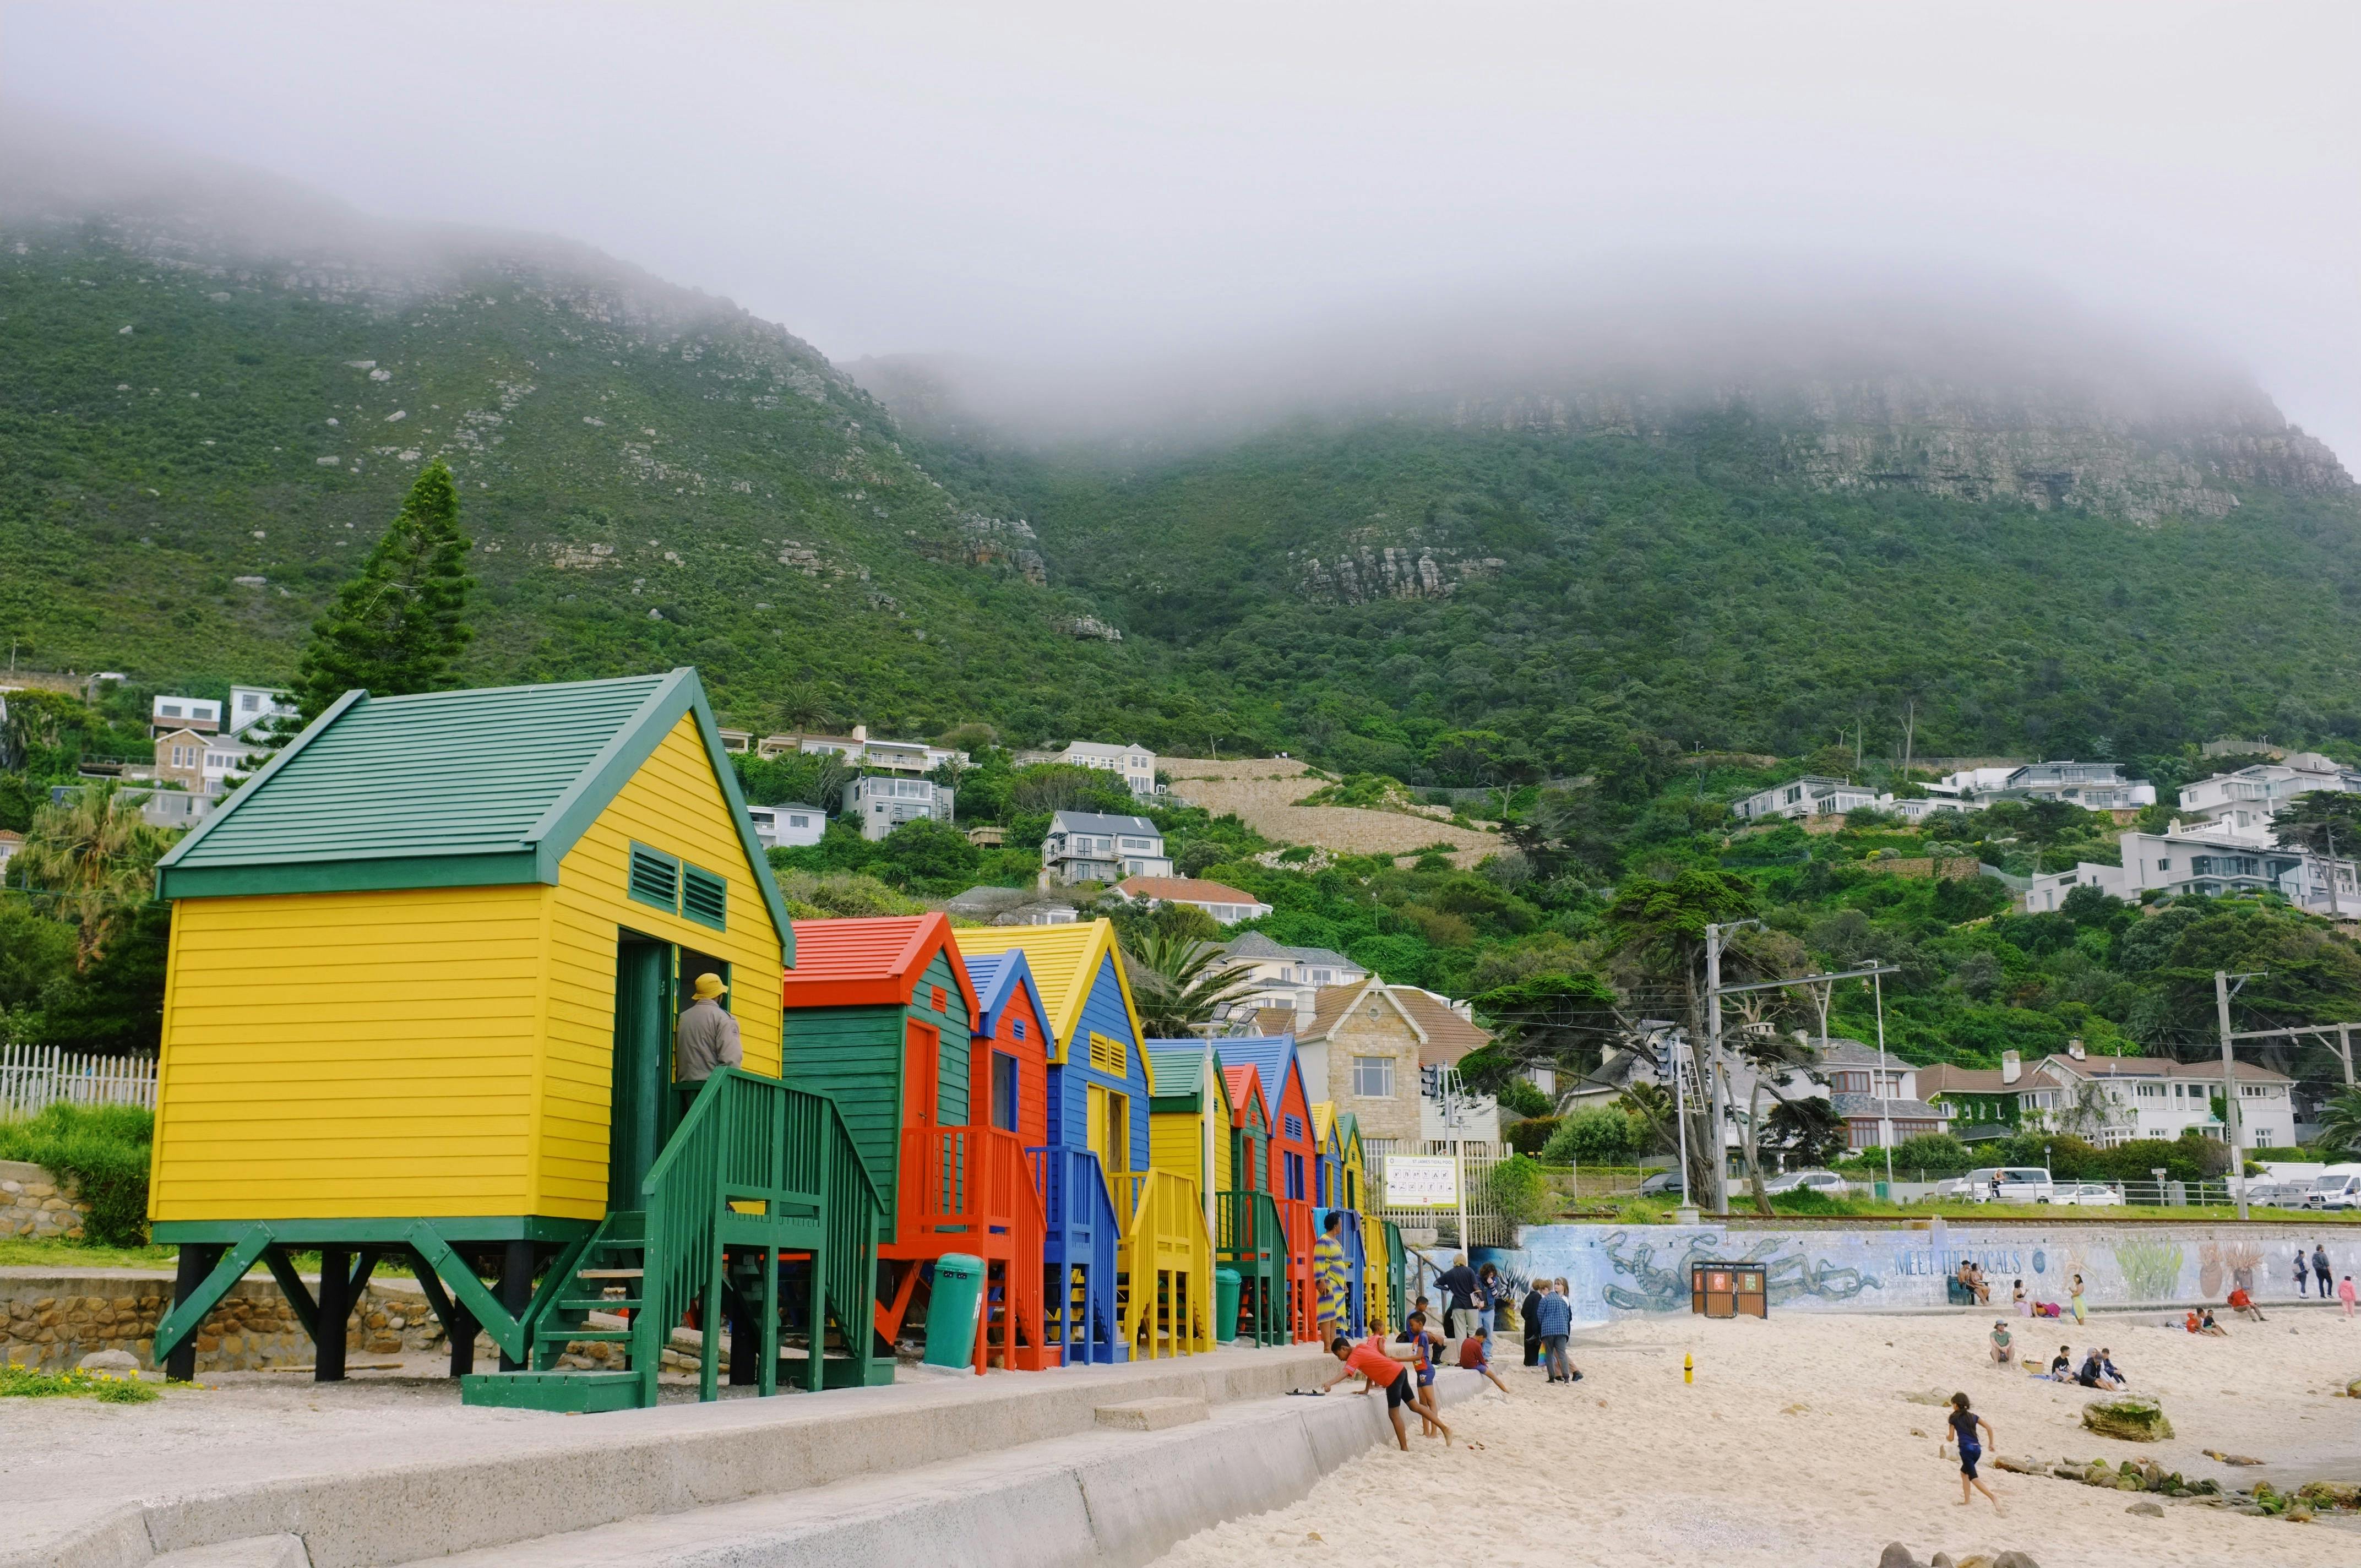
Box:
[0,1044,157,1117]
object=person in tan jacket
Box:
[673,971,741,1117]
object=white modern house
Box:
[1926,761,2155,812]
[1040,810,1171,885]
[226,684,297,740]
[2024,825,2359,916]
[745,803,827,850]
[2174,753,2361,843]
[845,775,954,840]
[2027,1048,2299,1149]
[1730,775,1881,822]
[1018,740,1157,797]
[149,695,222,737]
[758,724,969,776]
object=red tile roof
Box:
[781,912,980,1017]
[1117,876,1263,905]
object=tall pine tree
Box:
[294,459,475,719]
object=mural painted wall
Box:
[1486,1223,2353,1324]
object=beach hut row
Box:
[137,670,1405,1412]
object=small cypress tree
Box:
[294,460,475,719]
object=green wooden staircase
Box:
[464,1069,886,1412]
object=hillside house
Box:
[1917,1059,2030,1144]
[2025,825,2358,916]
[1814,1038,1947,1150]
[2176,754,2361,841]
[759,724,968,775]
[1731,776,1878,822]
[226,684,297,740]
[149,695,221,738]
[845,775,953,840]
[1018,740,1157,797]
[745,803,826,850]
[1112,875,1272,924]
[1040,810,1170,885]
[1211,932,1368,1014]
[1929,761,2153,811]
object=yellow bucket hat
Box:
[690,972,728,1000]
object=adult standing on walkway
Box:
[673,972,739,1120]
[1521,1277,1545,1366]
[1437,1253,1477,1339]
[2294,1246,2312,1298]
[2314,1243,2334,1300]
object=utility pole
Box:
[1874,970,1895,1192]
[1702,919,1764,1213]
[1901,699,1916,785]
[2326,823,2341,918]
[2215,970,2264,1221]
[1669,1028,1693,1212]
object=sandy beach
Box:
[1156,1309,2361,1568]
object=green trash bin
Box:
[923,1254,985,1369]
[1215,1267,1242,1343]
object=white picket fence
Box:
[0,1044,157,1117]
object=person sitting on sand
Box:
[2075,1348,2108,1389]
[1458,1322,1511,1396]
[2185,1309,2202,1333]
[2011,1278,2027,1316]
[1323,1332,1449,1450]
[1945,1392,2005,1514]
[2098,1347,2125,1386]
[2047,1345,2072,1380]
[2198,1309,2228,1337]
[1988,1321,2015,1366]
[2228,1285,2265,1322]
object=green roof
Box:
[155,668,791,955]
[1144,1043,1224,1108]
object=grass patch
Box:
[0,1102,154,1247]
[0,1236,179,1268]
[0,1362,159,1402]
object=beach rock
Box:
[1992,1553,2040,1568]
[1876,1544,1923,1568]
[2081,1396,2173,1441]
[77,1349,139,1373]
[1993,1455,2046,1475]
[2295,1480,2359,1510]
[2126,1501,2164,1517]
[2202,1447,2262,1465]
[1928,1555,1953,1568]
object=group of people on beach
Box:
[1321,1251,1599,1450]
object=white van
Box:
[1944,1166,2057,1204]
[2305,1173,2361,1212]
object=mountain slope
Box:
[0,144,1151,741]
[875,361,2361,776]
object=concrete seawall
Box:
[1501,1220,2354,1321]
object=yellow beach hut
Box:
[145,669,884,1409]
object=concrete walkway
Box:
[385,1371,1484,1568]
[9,1345,1361,1568]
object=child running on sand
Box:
[1323,1330,1452,1449]
[1945,1392,2004,1514]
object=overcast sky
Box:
[6,2,2357,458]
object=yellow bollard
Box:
[1684,1353,1694,1384]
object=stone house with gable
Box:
[1283,978,1494,1157]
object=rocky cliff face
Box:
[1443,378,2352,527]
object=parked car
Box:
[1938,1166,2057,1204]
[2305,1173,2361,1211]
[1762,1169,1850,1197]
[1638,1169,1686,1199]
[2243,1181,2306,1210]
[2047,1181,2124,1207]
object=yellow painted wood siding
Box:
[150,884,548,1221]
[1149,1106,1200,1190]
[545,714,784,1217]
[1214,1090,1233,1194]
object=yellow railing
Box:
[1118,1168,1212,1358]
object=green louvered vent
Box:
[629,844,681,911]
[681,864,727,930]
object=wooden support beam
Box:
[259,1244,319,1342]
[164,1242,223,1381]
[154,1230,271,1364]
[315,1246,351,1381]
[499,1240,535,1372]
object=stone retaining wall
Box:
[0,1268,478,1372]
[0,1157,90,1241]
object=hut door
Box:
[904,1020,941,1129]
[610,936,670,1208]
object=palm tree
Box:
[17,780,173,968]
[2317,1087,2361,1157]
[1122,928,1259,1038]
